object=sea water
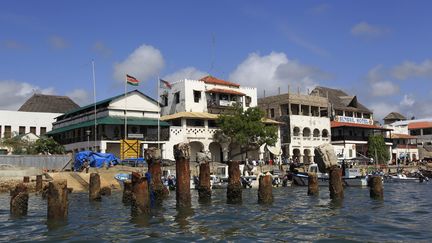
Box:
[0,183,431,242]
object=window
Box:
[161,94,168,107]
[291,104,299,115]
[19,126,25,135]
[245,96,252,107]
[345,111,353,117]
[349,149,353,157]
[4,126,11,138]
[186,119,204,126]
[423,128,432,135]
[30,127,36,134]
[220,94,228,101]
[410,129,421,136]
[193,90,201,103]
[208,120,218,128]
[171,119,182,126]
[335,110,344,116]
[174,92,180,104]
[363,113,371,119]
[270,109,275,118]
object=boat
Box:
[384,173,423,183]
[114,173,131,189]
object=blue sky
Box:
[1,0,432,121]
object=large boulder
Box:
[315,143,338,173]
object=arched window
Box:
[313,129,320,137]
[322,129,329,138]
[303,127,311,137]
[293,127,300,136]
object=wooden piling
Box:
[307,173,319,196]
[258,174,273,204]
[23,176,30,183]
[89,173,101,201]
[131,175,150,216]
[100,186,112,196]
[47,180,68,220]
[369,176,383,199]
[329,167,344,200]
[174,143,191,208]
[122,180,133,204]
[36,175,43,191]
[227,161,242,204]
[198,162,211,202]
[145,148,168,203]
[10,183,28,216]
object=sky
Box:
[1,0,432,122]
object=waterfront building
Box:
[47,90,169,158]
[0,94,79,154]
[160,76,281,162]
[257,92,331,164]
[383,112,407,125]
[311,87,392,163]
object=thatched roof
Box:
[18,94,79,113]
[311,86,372,113]
[383,112,407,121]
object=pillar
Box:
[10,183,28,217]
[36,175,43,191]
[174,143,191,208]
[131,175,150,216]
[258,174,273,204]
[47,180,68,220]
[145,147,168,203]
[369,176,383,199]
[307,173,319,196]
[89,173,101,201]
[227,161,242,204]
[329,167,344,200]
[197,151,211,202]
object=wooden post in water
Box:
[145,148,168,203]
[122,180,133,204]
[89,173,101,201]
[100,186,111,196]
[23,176,30,183]
[131,175,150,216]
[369,176,383,199]
[197,152,211,202]
[227,161,242,204]
[258,174,273,204]
[47,180,68,220]
[308,173,319,196]
[10,183,28,216]
[36,175,43,191]
[329,166,344,200]
[174,143,191,208]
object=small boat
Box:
[114,173,131,189]
[384,173,422,183]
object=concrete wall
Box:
[0,154,72,170]
[0,110,61,138]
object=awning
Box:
[266,145,281,156]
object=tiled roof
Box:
[18,94,79,113]
[391,133,415,139]
[200,76,240,87]
[205,88,245,96]
[408,121,432,130]
[331,121,391,130]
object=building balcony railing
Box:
[332,135,392,143]
[394,144,417,149]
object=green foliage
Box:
[0,133,35,155]
[34,137,65,155]
[214,104,278,159]
[367,135,390,164]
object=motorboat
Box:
[114,173,131,189]
[384,173,424,183]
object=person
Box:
[83,159,90,173]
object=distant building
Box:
[18,94,79,113]
[383,112,407,125]
[47,90,169,158]
[160,76,281,162]
[258,92,330,164]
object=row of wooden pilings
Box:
[10,143,384,219]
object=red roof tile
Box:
[331,121,391,130]
[200,76,240,87]
[408,121,432,130]
[391,133,416,139]
[205,88,245,96]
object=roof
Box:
[331,121,392,130]
[57,90,157,120]
[18,94,79,113]
[312,86,372,113]
[408,121,432,130]
[46,116,169,135]
[391,133,415,139]
[161,111,282,125]
[384,112,407,120]
[199,76,240,87]
[205,88,245,96]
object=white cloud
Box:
[351,22,390,37]
[308,3,330,15]
[92,41,112,57]
[0,80,55,110]
[400,94,415,107]
[229,52,330,96]
[368,102,399,121]
[2,40,26,50]
[49,35,68,49]
[391,59,432,80]
[66,89,91,106]
[162,67,207,82]
[113,44,164,84]
[370,81,399,97]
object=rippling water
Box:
[1,183,431,242]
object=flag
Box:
[126,74,139,86]
[160,79,172,89]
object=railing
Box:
[331,135,392,143]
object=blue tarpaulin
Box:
[74,151,119,171]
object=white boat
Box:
[385,174,420,183]
[114,173,131,189]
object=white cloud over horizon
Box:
[351,21,390,37]
[66,89,92,106]
[113,44,164,84]
[0,80,55,110]
[391,59,432,80]
[49,35,68,49]
[162,67,208,82]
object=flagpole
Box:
[92,59,97,151]
[124,76,127,141]
[157,76,160,150]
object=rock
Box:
[315,143,339,173]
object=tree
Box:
[214,104,278,160]
[367,135,390,165]
[34,137,65,155]
[0,133,35,155]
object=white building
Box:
[160,76,281,162]
[258,92,331,164]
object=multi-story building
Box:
[47,90,169,158]
[160,76,281,162]
[311,86,393,163]
[258,92,331,164]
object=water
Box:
[1,183,431,242]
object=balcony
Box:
[331,135,392,143]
